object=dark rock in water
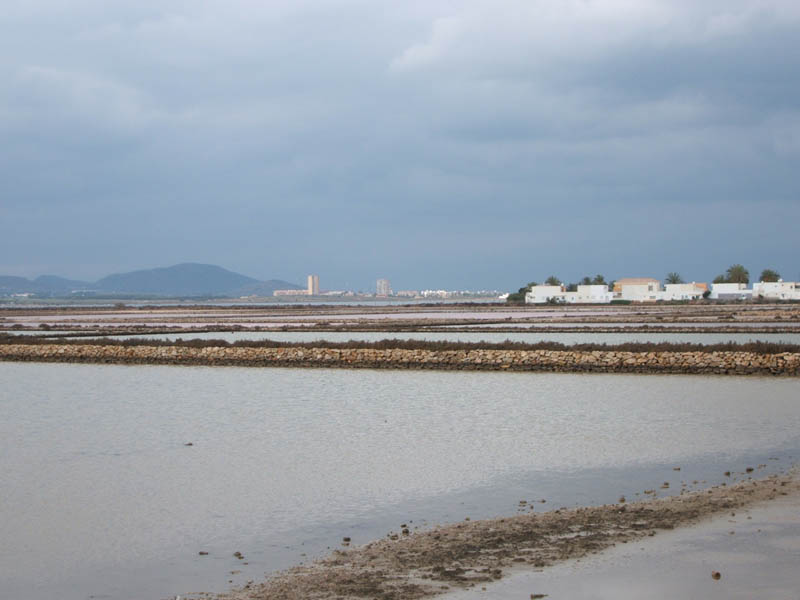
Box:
[711,571,721,580]
[184,442,193,446]
[198,551,208,555]
[342,537,351,542]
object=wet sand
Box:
[443,477,800,599]
[212,471,798,600]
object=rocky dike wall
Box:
[1,343,799,376]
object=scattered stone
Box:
[712,571,722,580]
[198,551,208,555]
[236,474,796,600]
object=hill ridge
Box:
[0,263,301,298]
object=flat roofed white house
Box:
[614,278,662,302]
[709,282,753,300]
[525,285,566,304]
[565,284,613,304]
[752,280,800,300]
[661,282,708,301]
[526,284,611,304]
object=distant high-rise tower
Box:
[376,278,392,297]
[307,274,320,296]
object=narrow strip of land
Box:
[215,473,798,600]
[1,341,799,375]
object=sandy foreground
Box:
[443,480,800,600]
[201,470,798,600]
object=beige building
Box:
[614,278,662,302]
[307,274,320,296]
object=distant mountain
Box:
[0,276,35,295]
[0,263,302,298]
[34,275,93,294]
[96,263,257,296]
[95,263,303,297]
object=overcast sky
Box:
[1,0,799,290]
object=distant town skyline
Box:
[2,1,798,289]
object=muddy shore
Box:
[213,472,798,600]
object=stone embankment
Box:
[1,343,799,375]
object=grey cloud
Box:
[1,1,798,288]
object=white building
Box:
[376,278,392,297]
[661,282,708,301]
[709,283,753,300]
[525,285,566,304]
[614,278,662,302]
[752,280,800,300]
[526,284,612,304]
[564,284,613,304]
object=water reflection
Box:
[1,363,798,599]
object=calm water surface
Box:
[1,363,799,600]
[62,330,800,345]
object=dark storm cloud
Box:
[1,1,799,288]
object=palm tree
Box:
[665,272,684,285]
[545,276,562,286]
[580,276,592,286]
[759,269,780,282]
[726,264,750,284]
[592,274,606,285]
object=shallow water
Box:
[1,363,799,600]
[62,329,800,345]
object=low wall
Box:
[1,343,799,375]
